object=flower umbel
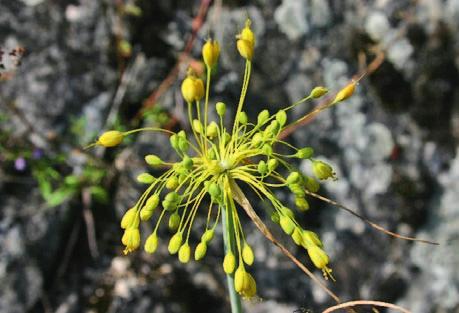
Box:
[93,19,357,300]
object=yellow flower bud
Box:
[168,232,183,255]
[201,229,215,243]
[236,19,255,60]
[234,266,246,293]
[307,246,330,270]
[206,121,218,138]
[144,233,158,254]
[242,244,254,266]
[136,173,155,184]
[97,130,123,147]
[145,154,163,167]
[295,196,309,212]
[181,73,205,103]
[312,160,336,180]
[216,102,226,116]
[202,39,220,68]
[178,243,191,263]
[223,251,236,274]
[291,227,303,246]
[122,227,140,253]
[168,212,180,231]
[333,81,356,103]
[241,272,257,298]
[140,206,154,221]
[310,86,329,99]
[302,230,323,249]
[237,39,254,60]
[120,207,138,229]
[193,119,203,134]
[166,176,179,190]
[194,241,207,261]
[280,215,295,235]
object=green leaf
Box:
[89,186,108,203]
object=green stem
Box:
[222,205,243,313]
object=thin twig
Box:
[279,50,385,140]
[304,189,439,245]
[136,0,212,120]
[82,187,99,258]
[322,300,412,313]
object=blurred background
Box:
[1,0,459,312]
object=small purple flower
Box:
[14,157,26,171]
[32,148,44,160]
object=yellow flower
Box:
[333,81,356,103]
[122,228,140,254]
[202,39,220,68]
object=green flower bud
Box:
[145,154,163,167]
[224,132,231,144]
[310,86,328,99]
[295,196,309,211]
[178,243,191,263]
[242,243,254,266]
[178,137,189,153]
[201,229,215,243]
[144,233,158,254]
[267,158,279,172]
[312,160,336,180]
[216,102,226,116]
[223,252,236,274]
[170,134,179,150]
[168,232,183,255]
[207,148,217,160]
[261,144,273,156]
[168,212,181,231]
[208,182,222,203]
[281,206,295,219]
[286,172,301,184]
[257,109,270,125]
[182,156,193,170]
[275,110,287,126]
[193,119,203,134]
[270,211,280,224]
[295,147,314,159]
[257,160,268,175]
[289,184,305,197]
[178,130,187,138]
[304,176,320,192]
[292,227,303,246]
[280,216,295,235]
[165,191,180,203]
[136,173,155,184]
[238,111,248,125]
[251,132,263,147]
[207,121,218,138]
[194,241,207,261]
[264,120,280,137]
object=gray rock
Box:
[274,0,309,40]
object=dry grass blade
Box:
[322,300,412,313]
[304,189,439,245]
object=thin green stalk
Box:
[222,205,243,313]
